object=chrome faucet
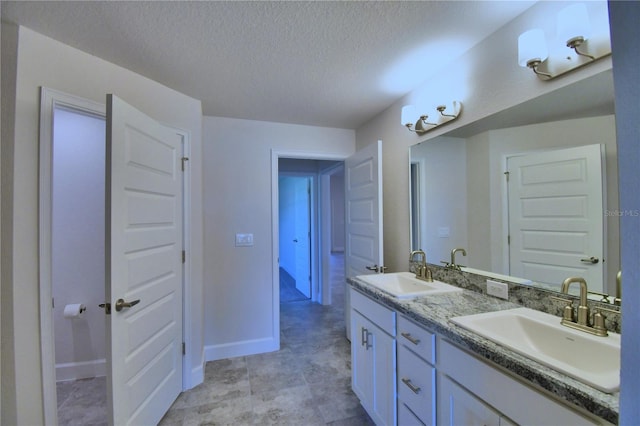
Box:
[410,250,433,282]
[558,277,608,337]
[443,248,467,270]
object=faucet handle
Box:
[551,296,574,322]
[592,310,608,335]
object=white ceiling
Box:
[2,1,538,129]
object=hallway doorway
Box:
[276,158,345,307]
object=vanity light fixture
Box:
[401,101,462,135]
[518,3,611,81]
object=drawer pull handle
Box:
[401,332,420,345]
[401,377,421,394]
[361,327,372,350]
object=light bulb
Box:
[518,29,548,68]
[558,3,591,46]
[401,105,417,126]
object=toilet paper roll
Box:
[63,303,86,318]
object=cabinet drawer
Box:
[398,344,436,425]
[398,315,436,363]
[350,288,396,336]
[398,402,426,426]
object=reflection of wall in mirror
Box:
[412,114,619,294]
[410,136,468,267]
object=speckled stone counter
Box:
[347,275,620,425]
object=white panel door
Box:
[345,141,383,340]
[106,94,183,425]
[345,141,384,278]
[507,144,605,291]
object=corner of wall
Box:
[1,20,20,426]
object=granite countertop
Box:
[348,276,619,425]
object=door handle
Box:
[115,298,140,312]
[400,332,421,345]
[401,378,422,394]
[365,265,379,272]
[580,256,600,264]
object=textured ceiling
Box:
[2,1,536,129]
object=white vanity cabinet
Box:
[350,289,396,426]
[349,286,611,426]
[437,339,605,426]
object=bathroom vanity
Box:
[348,272,619,425]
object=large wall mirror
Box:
[410,69,620,299]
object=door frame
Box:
[270,150,347,326]
[319,162,345,305]
[38,88,191,424]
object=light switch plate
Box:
[486,279,509,300]
[437,227,450,238]
[235,233,254,247]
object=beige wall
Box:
[202,116,354,360]
[1,26,204,424]
[355,0,612,273]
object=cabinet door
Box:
[351,310,373,408]
[372,325,396,426]
[438,375,501,426]
[398,402,425,426]
[351,309,396,426]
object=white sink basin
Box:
[450,307,620,393]
[356,272,462,299]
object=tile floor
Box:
[56,376,107,426]
[57,253,372,425]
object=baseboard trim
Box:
[204,337,279,361]
[56,359,106,382]
[185,361,204,390]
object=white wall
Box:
[52,108,106,381]
[609,1,640,423]
[355,0,612,273]
[1,26,204,424]
[203,116,354,360]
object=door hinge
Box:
[52,298,55,308]
[181,157,189,171]
[507,235,511,245]
[182,250,186,263]
[504,171,510,182]
[182,342,186,355]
